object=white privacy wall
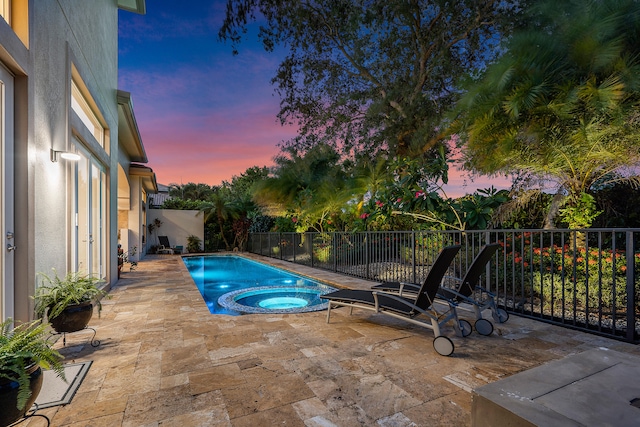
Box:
[146,210,204,254]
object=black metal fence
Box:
[248,229,640,343]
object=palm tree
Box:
[200,192,238,250]
[252,143,348,230]
[453,0,640,227]
[168,183,215,201]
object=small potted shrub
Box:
[34,270,107,334]
[0,319,65,425]
[187,235,202,253]
[118,245,138,278]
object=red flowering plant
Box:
[497,231,638,313]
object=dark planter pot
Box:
[0,363,43,427]
[49,301,94,333]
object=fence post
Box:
[365,232,370,280]
[485,231,491,292]
[332,232,337,272]
[293,232,297,262]
[309,232,314,268]
[626,231,636,342]
[412,231,416,284]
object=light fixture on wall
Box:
[50,149,81,162]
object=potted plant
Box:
[118,245,138,278]
[187,235,202,253]
[34,270,107,334]
[0,319,65,425]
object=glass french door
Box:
[0,63,14,320]
[72,141,106,278]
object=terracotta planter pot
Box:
[0,363,43,426]
[49,302,94,333]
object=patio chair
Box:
[157,236,177,254]
[372,243,508,336]
[320,245,465,356]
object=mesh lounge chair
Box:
[320,245,465,356]
[372,243,508,336]
[157,236,177,254]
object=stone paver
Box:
[38,253,639,426]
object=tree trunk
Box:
[218,217,231,250]
[543,192,565,229]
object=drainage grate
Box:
[631,398,640,409]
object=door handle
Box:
[7,244,16,252]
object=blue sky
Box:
[118,1,298,186]
[118,1,510,196]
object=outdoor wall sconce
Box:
[50,149,81,162]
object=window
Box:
[71,80,107,153]
[0,0,10,24]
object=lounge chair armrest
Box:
[397,282,418,296]
[437,288,468,302]
[474,285,495,297]
[372,291,418,311]
[377,281,419,297]
[373,291,447,316]
[433,290,459,306]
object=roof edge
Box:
[130,164,159,194]
[118,0,146,15]
[117,90,148,163]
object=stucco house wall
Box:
[0,1,147,322]
[31,1,119,279]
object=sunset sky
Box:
[118,1,510,197]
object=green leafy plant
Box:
[187,235,202,253]
[34,270,107,319]
[559,192,602,229]
[0,319,65,411]
[147,218,163,247]
[118,245,138,271]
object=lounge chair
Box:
[320,245,465,356]
[157,236,178,254]
[372,243,508,336]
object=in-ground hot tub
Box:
[218,285,335,314]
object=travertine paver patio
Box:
[35,253,639,426]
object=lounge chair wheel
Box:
[433,336,454,356]
[492,308,509,323]
[459,319,472,337]
[475,318,494,336]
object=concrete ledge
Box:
[472,348,640,427]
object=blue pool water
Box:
[182,255,336,315]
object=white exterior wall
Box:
[2,1,123,321]
[32,0,118,277]
[146,210,204,254]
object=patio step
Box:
[471,348,640,427]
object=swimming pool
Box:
[182,255,336,315]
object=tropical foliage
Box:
[34,270,107,318]
[0,319,65,411]
[155,0,640,241]
[220,0,526,174]
[453,0,640,227]
[497,232,639,312]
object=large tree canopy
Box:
[453,0,640,226]
[220,0,525,168]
